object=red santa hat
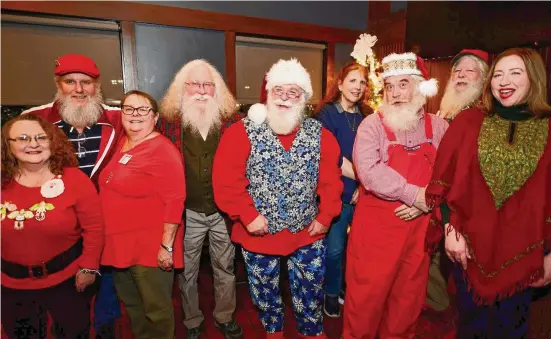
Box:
[248,58,312,125]
[381,52,438,98]
[451,49,489,66]
[259,73,269,105]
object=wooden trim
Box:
[120,21,138,92]
[2,1,361,44]
[224,31,237,96]
[325,42,336,96]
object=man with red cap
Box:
[23,54,123,337]
[425,49,489,313]
[213,58,343,339]
[343,52,449,339]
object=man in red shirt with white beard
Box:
[23,54,123,338]
[213,58,343,339]
[426,49,488,313]
[343,53,448,339]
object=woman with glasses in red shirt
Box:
[1,114,103,338]
[99,90,186,339]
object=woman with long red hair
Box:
[314,61,372,317]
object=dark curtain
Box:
[424,58,453,114]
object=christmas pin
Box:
[8,209,34,230]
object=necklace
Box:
[344,112,359,132]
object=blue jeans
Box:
[93,268,122,329]
[324,202,354,296]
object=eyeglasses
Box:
[8,135,49,144]
[272,86,303,99]
[121,105,153,116]
[185,82,215,92]
[60,79,95,87]
[75,132,87,159]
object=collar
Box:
[334,102,360,114]
[461,98,482,111]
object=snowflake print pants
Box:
[242,239,327,337]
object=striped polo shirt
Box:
[56,121,102,177]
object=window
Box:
[1,14,124,109]
[235,36,325,106]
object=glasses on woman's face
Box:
[8,134,49,145]
[185,81,215,92]
[122,105,153,116]
[271,86,303,99]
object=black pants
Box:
[1,277,95,339]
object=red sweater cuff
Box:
[79,254,100,270]
[164,199,185,224]
[240,209,259,227]
[315,214,332,229]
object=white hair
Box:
[160,59,237,122]
[452,55,489,81]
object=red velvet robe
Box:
[425,107,551,304]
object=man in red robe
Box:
[343,52,448,339]
[213,58,343,339]
[426,49,489,313]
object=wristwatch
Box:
[160,244,173,253]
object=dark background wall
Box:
[139,1,370,31]
[406,1,551,58]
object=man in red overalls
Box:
[342,52,449,339]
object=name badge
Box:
[119,154,132,165]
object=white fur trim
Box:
[265,58,313,99]
[248,103,267,125]
[381,52,422,79]
[381,68,422,79]
[381,52,417,64]
[419,78,438,98]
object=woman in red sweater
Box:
[99,90,186,339]
[1,114,103,338]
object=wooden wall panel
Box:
[325,42,335,96]
[120,21,138,92]
[224,31,237,96]
[405,2,551,58]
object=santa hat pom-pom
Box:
[248,103,268,125]
[419,78,438,98]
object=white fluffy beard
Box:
[379,92,426,132]
[266,97,306,135]
[180,94,221,132]
[55,90,104,128]
[439,79,483,120]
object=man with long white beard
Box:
[23,54,123,338]
[426,49,488,313]
[157,59,243,339]
[438,49,489,120]
[342,53,448,339]
[212,58,343,339]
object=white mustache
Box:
[273,99,292,108]
[191,94,210,101]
